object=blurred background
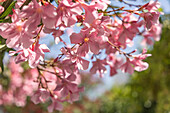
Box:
[0,0,170,113]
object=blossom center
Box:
[36,8,42,13]
[60,7,64,11]
[16,26,22,32]
[84,37,89,42]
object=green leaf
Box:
[0,18,12,23]
[0,1,16,19]
[55,0,59,5]
[0,50,5,74]
[158,8,163,12]
[0,44,6,74]
[0,36,6,44]
[0,36,7,74]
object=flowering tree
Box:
[0,0,162,112]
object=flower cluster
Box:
[0,0,161,112]
[0,58,38,106]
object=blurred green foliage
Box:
[97,17,170,113]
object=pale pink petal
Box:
[70,33,84,44]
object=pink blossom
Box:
[60,47,89,70]
[11,73,23,88]
[118,14,141,47]
[54,78,78,95]
[107,54,123,76]
[47,98,63,112]
[132,49,151,71]
[21,0,57,30]
[142,35,154,46]
[120,49,151,74]
[90,59,107,77]
[145,0,160,12]
[0,0,162,111]
[70,28,100,56]
[0,59,39,107]
[9,43,50,68]
[55,0,82,27]
[54,69,82,99]
[15,0,26,9]
[68,86,84,103]
[23,69,39,94]
[2,91,14,105]
[80,2,99,24]
[8,57,23,73]
[0,0,6,2]
[0,20,34,48]
[141,12,160,30]
[31,89,50,104]
[142,23,162,45]
[86,16,112,43]
[0,5,4,14]
[61,59,78,74]
[0,9,35,48]
[43,27,64,44]
[42,70,58,90]
[91,0,110,11]
[148,24,162,41]
[120,58,134,75]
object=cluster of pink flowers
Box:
[0,58,38,106]
[0,0,162,112]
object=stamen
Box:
[36,8,42,13]
[84,37,89,42]
[16,26,22,32]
